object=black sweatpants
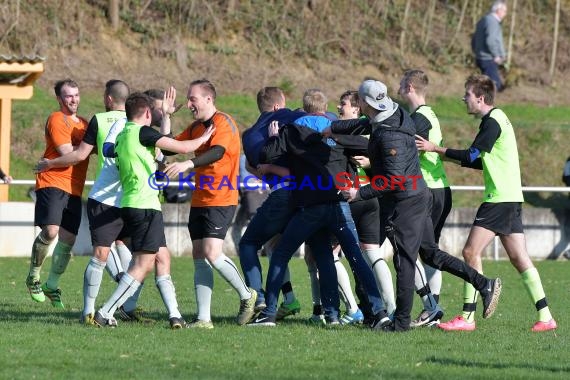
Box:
[386,188,488,331]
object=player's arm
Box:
[155,126,214,155]
[102,118,127,158]
[259,120,288,165]
[257,164,290,178]
[0,168,13,184]
[416,120,500,169]
[35,141,94,173]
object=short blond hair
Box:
[302,88,327,113]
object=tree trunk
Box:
[109,0,119,31]
[506,0,517,67]
[399,0,411,55]
[422,0,436,51]
[549,0,561,83]
[446,0,469,51]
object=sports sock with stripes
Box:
[99,272,140,319]
[462,282,478,323]
[521,267,553,322]
[212,254,252,300]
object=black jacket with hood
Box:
[260,121,368,208]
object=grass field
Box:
[0,256,568,379]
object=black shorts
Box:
[34,187,82,235]
[121,207,166,253]
[350,198,380,244]
[473,202,524,235]
[87,198,129,247]
[188,206,236,240]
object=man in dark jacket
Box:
[330,79,502,331]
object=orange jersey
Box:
[36,111,90,196]
[176,112,240,207]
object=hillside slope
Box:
[2,0,570,104]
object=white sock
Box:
[425,264,442,296]
[335,259,358,313]
[364,248,396,315]
[415,260,438,312]
[105,244,124,282]
[156,275,182,319]
[194,259,213,322]
[306,260,321,305]
[83,257,105,316]
[99,272,140,319]
[122,282,143,312]
[115,243,132,269]
[211,254,251,300]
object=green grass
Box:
[1,257,568,379]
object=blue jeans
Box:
[238,188,294,304]
[264,202,385,319]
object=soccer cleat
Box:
[26,277,45,303]
[340,309,364,325]
[186,319,214,329]
[370,315,393,331]
[169,317,187,329]
[308,314,326,326]
[531,319,557,332]
[276,298,301,320]
[93,311,118,328]
[41,283,64,309]
[410,306,444,328]
[237,288,258,325]
[438,315,476,331]
[118,306,155,324]
[80,313,95,325]
[481,278,502,319]
[247,313,276,327]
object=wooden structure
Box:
[0,55,44,201]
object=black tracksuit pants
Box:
[385,188,489,331]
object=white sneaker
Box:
[410,305,443,328]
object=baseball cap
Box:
[358,80,397,112]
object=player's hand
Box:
[340,188,360,203]
[200,125,215,143]
[353,155,370,169]
[165,160,194,178]
[268,120,279,137]
[34,158,51,173]
[415,134,436,152]
[1,175,13,184]
[162,86,178,116]
[321,126,332,137]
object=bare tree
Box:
[446,0,469,51]
[549,0,561,82]
[422,0,437,51]
[399,0,411,55]
[506,0,517,68]
[109,0,119,31]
